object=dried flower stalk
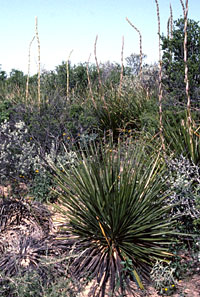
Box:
[94,35,107,109]
[126,17,143,80]
[170,4,173,39]
[118,36,124,97]
[94,35,103,92]
[66,50,73,100]
[26,36,35,102]
[154,0,165,152]
[183,0,193,156]
[180,0,186,15]
[86,54,96,108]
[167,17,170,39]
[35,17,40,107]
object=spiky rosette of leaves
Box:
[0,199,52,237]
[0,236,48,276]
[50,141,178,296]
[163,114,200,165]
[0,198,64,279]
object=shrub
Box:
[0,119,80,202]
[150,260,176,295]
[164,155,200,279]
[29,144,78,202]
[166,155,200,218]
[0,100,13,123]
[9,92,97,154]
[165,155,200,236]
[0,120,37,185]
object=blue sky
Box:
[0,0,199,75]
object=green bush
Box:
[0,100,13,123]
[166,155,200,226]
[0,119,37,185]
[9,93,97,153]
[0,118,80,202]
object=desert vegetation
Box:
[0,0,200,296]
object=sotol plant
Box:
[163,114,200,166]
[50,140,178,296]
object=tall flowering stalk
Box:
[118,36,124,97]
[66,50,73,100]
[167,17,170,39]
[154,0,165,152]
[180,0,186,15]
[170,4,173,39]
[182,0,194,159]
[126,17,143,80]
[86,54,96,108]
[94,35,108,113]
[35,17,40,108]
[26,36,35,102]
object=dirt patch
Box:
[172,274,200,297]
[138,274,200,297]
[0,183,28,197]
[0,184,12,197]
[74,273,200,297]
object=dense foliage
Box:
[162,18,200,107]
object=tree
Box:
[54,61,98,95]
[161,18,200,107]
[0,65,7,82]
[8,69,26,88]
[125,53,147,75]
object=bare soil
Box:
[79,274,200,296]
[145,274,200,297]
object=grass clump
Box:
[0,268,78,297]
